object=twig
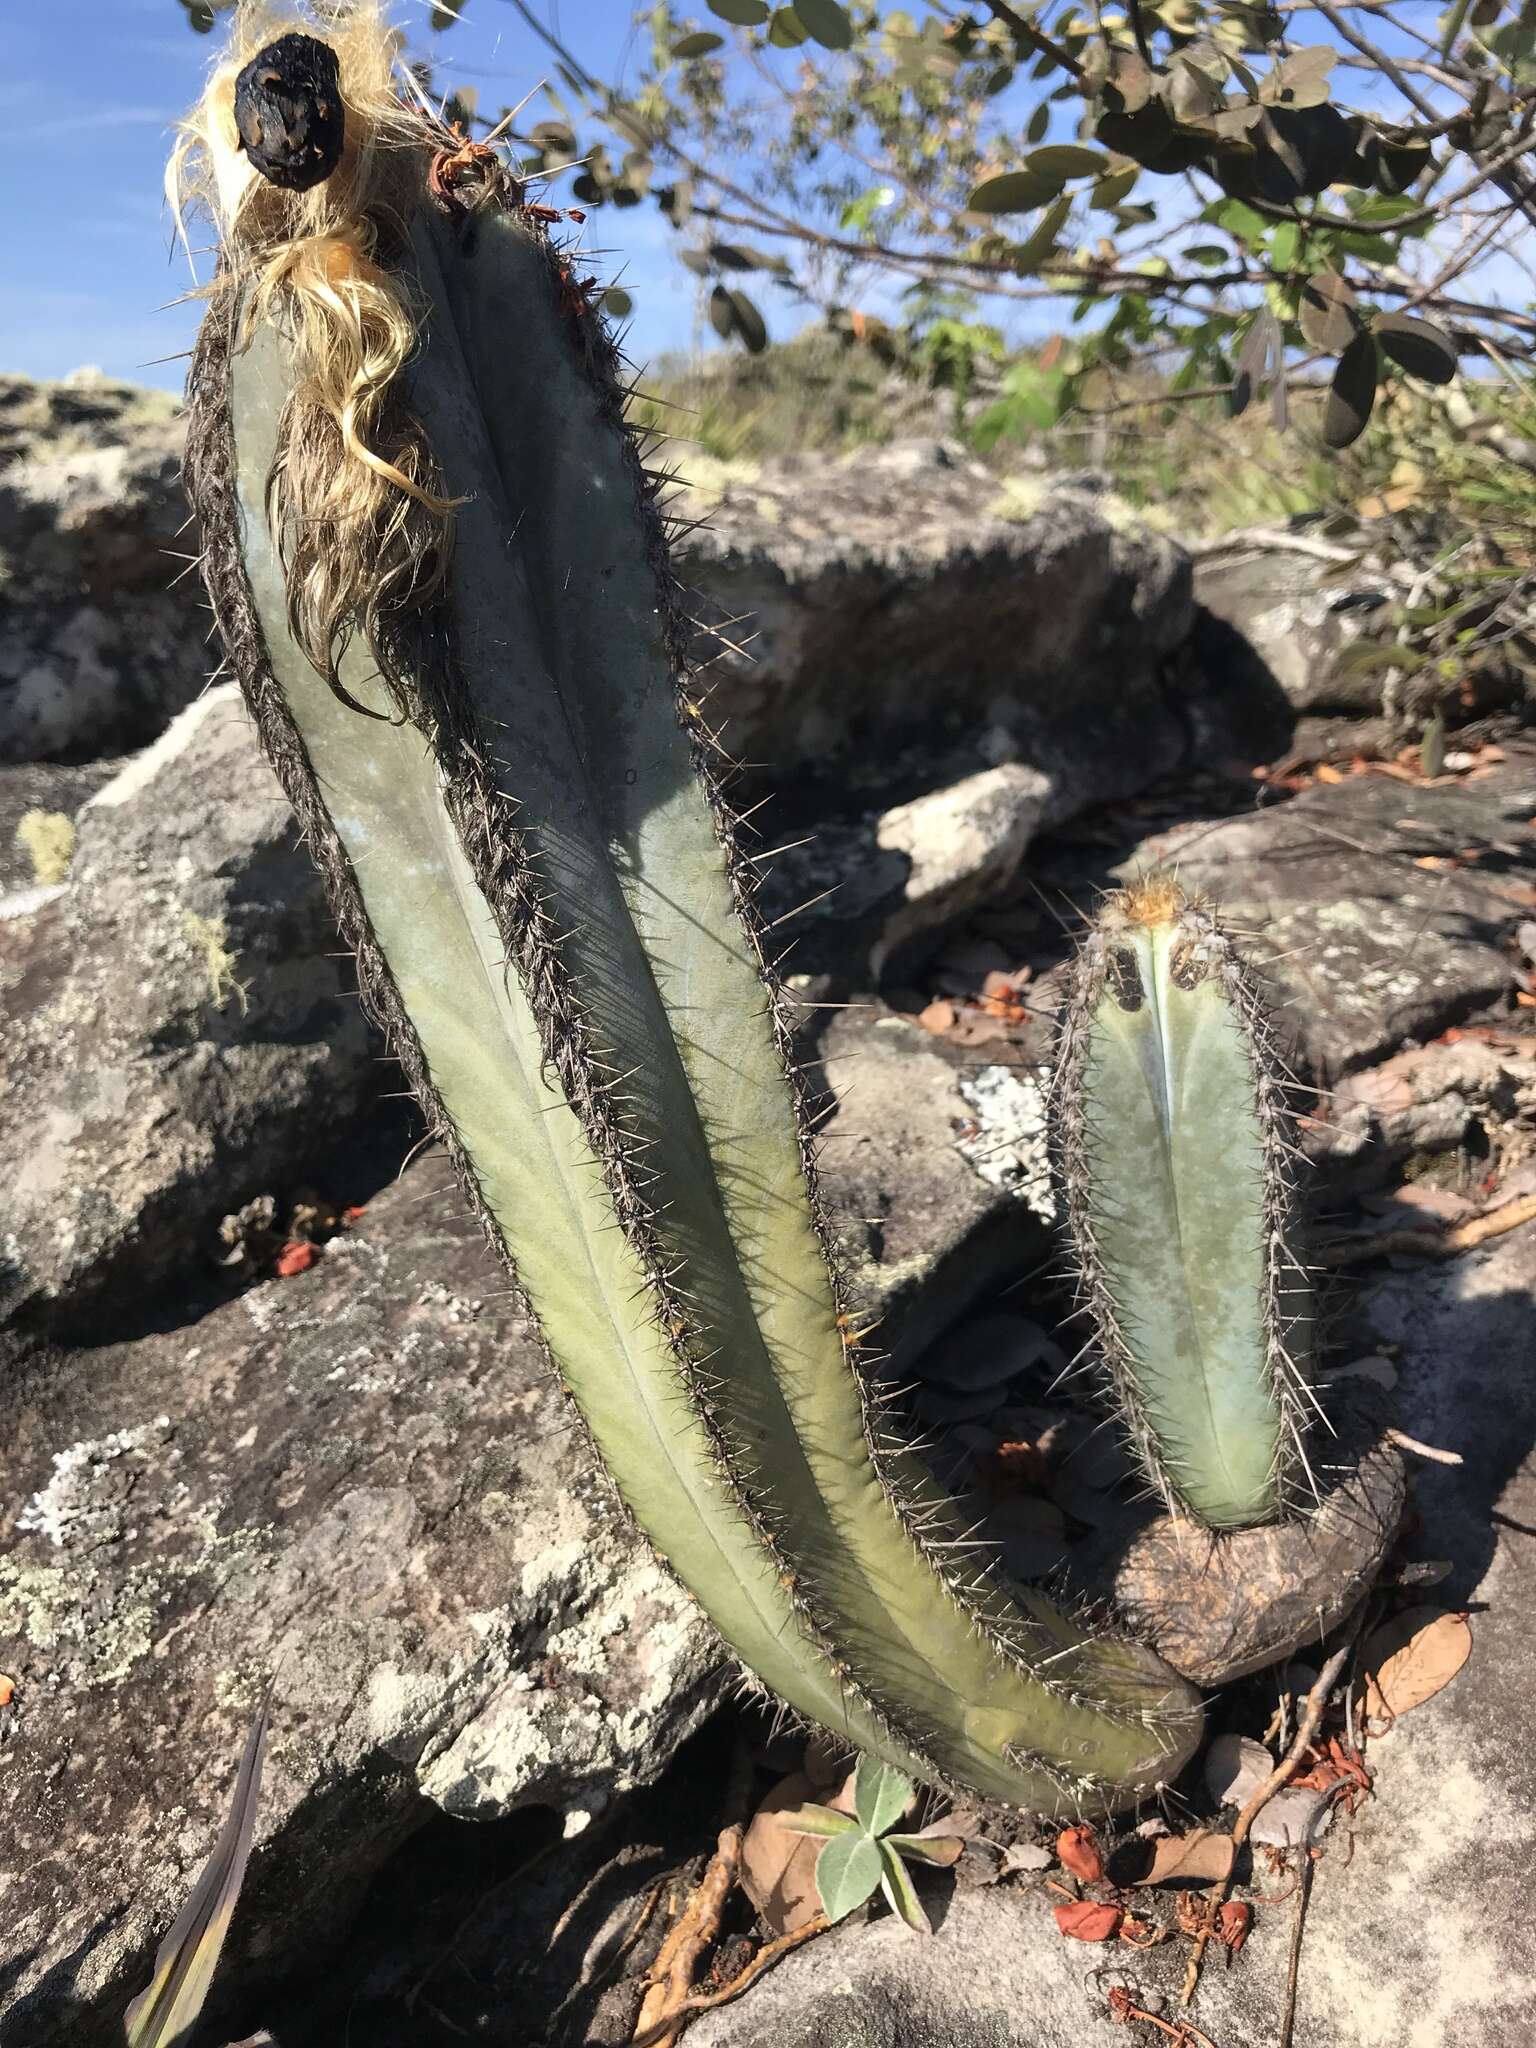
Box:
[1278,1851,1315,2048]
[628,1915,829,2048]
[632,1826,743,2048]
[1318,1191,1536,1266]
[1384,1429,1464,1466]
[1180,1624,1363,2007]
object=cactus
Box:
[173,4,1199,1814]
[1054,877,1318,1530]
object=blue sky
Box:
[0,0,706,390]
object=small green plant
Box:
[124,1700,267,2047]
[780,1758,964,1935]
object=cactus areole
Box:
[175,4,1200,1813]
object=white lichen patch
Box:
[17,1416,175,1549]
[957,1064,1056,1222]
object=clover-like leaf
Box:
[1298,271,1359,352]
[853,1756,913,1837]
[878,1839,933,1934]
[777,1801,863,1840]
[1376,313,1458,385]
[708,0,770,22]
[814,1831,885,1922]
[884,1830,965,1868]
[1324,329,1379,448]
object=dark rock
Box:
[679,444,1195,814]
[0,373,206,761]
[0,684,378,1329]
[1117,746,1536,1077]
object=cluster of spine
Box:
[179,7,1200,1814]
[1053,877,1320,1531]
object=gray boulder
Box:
[0,372,207,761]
[0,683,376,1328]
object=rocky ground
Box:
[2,373,1535,2046]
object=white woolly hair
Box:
[170,0,456,703]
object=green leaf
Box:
[1027,144,1109,187]
[885,1830,966,1868]
[968,170,1056,214]
[672,31,725,57]
[125,1701,268,2047]
[814,1832,884,1922]
[602,287,633,320]
[709,284,769,352]
[792,0,855,50]
[878,1839,933,1934]
[1186,243,1229,266]
[768,6,809,46]
[708,0,771,21]
[1027,101,1051,144]
[777,1802,863,1840]
[1092,167,1139,209]
[854,1756,913,1837]
[1376,312,1458,385]
[1010,193,1073,275]
[1298,272,1359,352]
[1204,197,1269,247]
[1324,330,1379,448]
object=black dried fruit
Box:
[234,34,345,192]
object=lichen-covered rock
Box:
[0,683,377,1328]
[0,1162,723,2045]
[1117,745,1536,1077]
[0,371,207,762]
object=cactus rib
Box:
[180,15,1200,1813]
[1055,877,1320,1530]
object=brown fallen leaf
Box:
[917,998,957,1036]
[1363,1607,1473,1726]
[1055,1823,1104,1884]
[1142,1828,1236,1888]
[740,1769,856,1937]
[1053,1900,1122,1942]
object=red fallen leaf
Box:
[342,1204,368,1224]
[275,1240,320,1278]
[1056,1823,1104,1884]
[1054,1900,1122,1942]
[1218,1900,1252,1952]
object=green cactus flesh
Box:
[1056,880,1316,1531]
[185,154,1199,1810]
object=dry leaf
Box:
[1002,1841,1053,1875]
[1055,1823,1104,1883]
[1141,1828,1235,1887]
[1363,1607,1472,1725]
[740,1769,856,1936]
[1217,1901,1252,1953]
[917,999,956,1036]
[1053,1900,1122,1942]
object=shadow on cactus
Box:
[171,0,1200,1819]
[1053,878,1405,1686]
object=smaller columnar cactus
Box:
[1054,877,1318,1531]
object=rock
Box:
[1076,1393,1406,1686]
[691,1220,1536,2048]
[0,1161,722,2047]
[815,1012,1054,1376]
[680,443,1195,813]
[1118,746,1536,1076]
[0,683,377,1329]
[1319,1032,1536,1188]
[1192,533,1400,715]
[0,372,207,762]
[0,758,118,902]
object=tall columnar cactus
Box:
[174,4,1200,1814]
[1054,877,1318,1530]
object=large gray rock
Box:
[0,1162,722,2046]
[0,372,207,762]
[680,444,1196,808]
[0,683,376,1328]
[690,1222,1536,2048]
[1117,746,1536,1078]
[1192,532,1398,716]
